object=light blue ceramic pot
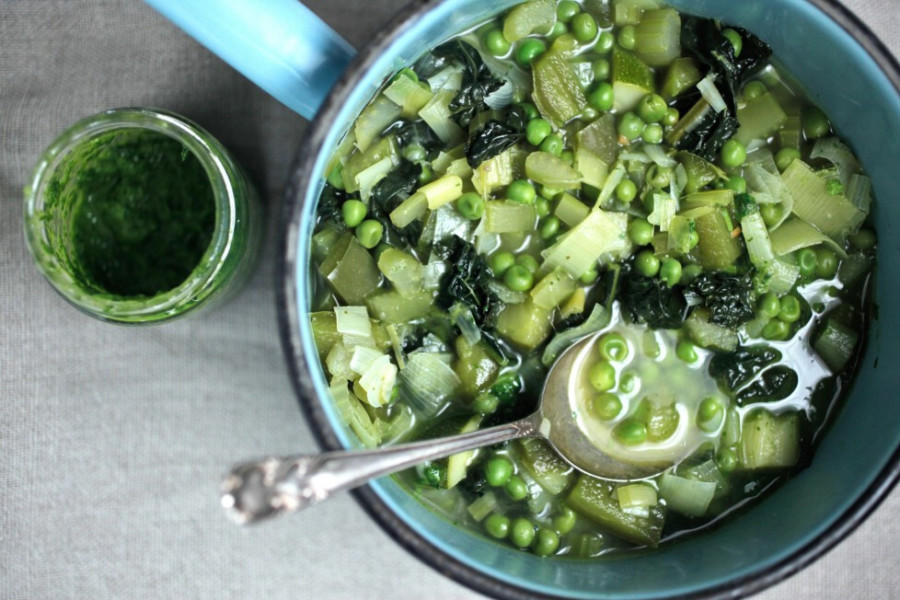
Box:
[146,0,900,597]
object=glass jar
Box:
[23,107,262,324]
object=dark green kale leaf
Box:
[432,40,504,127]
[368,159,423,247]
[736,365,798,404]
[382,119,444,160]
[734,192,759,221]
[466,120,523,167]
[435,237,502,326]
[709,344,782,390]
[618,268,689,330]
[317,183,348,229]
[674,110,740,161]
[689,270,756,329]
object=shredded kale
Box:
[675,111,740,162]
[689,270,756,329]
[432,40,504,127]
[466,120,523,167]
[317,184,348,229]
[382,119,444,160]
[618,267,689,330]
[734,192,759,220]
[435,237,502,326]
[709,345,782,390]
[371,159,421,212]
[736,365,798,404]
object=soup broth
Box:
[309,0,876,557]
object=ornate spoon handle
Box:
[221,413,541,524]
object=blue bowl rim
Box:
[277,0,900,598]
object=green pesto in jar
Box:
[43,129,215,297]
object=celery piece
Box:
[612,47,655,112]
[779,114,803,150]
[419,89,465,146]
[445,157,474,183]
[658,474,715,518]
[335,305,373,338]
[735,93,788,147]
[342,137,398,194]
[575,147,610,190]
[319,233,382,305]
[763,259,801,296]
[503,0,556,42]
[525,151,582,189]
[484,200,536,233]
[839,252,873,286]
[431,145,466,175]
[377,248,425,298]
[648,192,678,232]
[813,317,859,372]
[846,173,873,213]
[741,212,776,268]
[744,163,794,229]
[566,475,665,547]
[496,298,554,350]
[311,311,340,359]
[542,303,609,366]
[530,268,577,310]
[348,345,384,377]
[354,94,402,152]
[554,192,591,227]
[685,308,739,352]
[676,151,722,194]
[532,51,589,126]
[453,335,500,399]
[467,491,499,522]
[418,174,464,209]
[365,289,433,324]
[356,156,394,202]
[383,75,433,119]
[681,189,734,211]
[634,9,681,67]
[472,145,525,196]
[542,208,631,277]
[738,409,800,470]
[445,414,482,488]
[519,438,574,495]
[666,214,695,256]
[331,379,381,448]
[389,192,428,229]
[782,160,865,240]
[693,208,743,271]
[560,287,587,320]
[661,57,701,100]
[770,217,847,259]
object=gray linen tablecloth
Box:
[2,1,898,598]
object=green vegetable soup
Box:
[309,0,875,558]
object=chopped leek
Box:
[541,304,609,366]
[383,75,433,119]
[738,409,800,470]
[334,305,372,338]
[658,474,716,518]
[735,93,787,147]
[331,379,381,448]
[400,351,461,417]
[530,268,577,309]
[616,483,658,518]
[356,156,394,202]
[467,492,499,522]
[782,160,865,240]
[769,217,847,259]
[542,208,631,277]
[349,345,384,376]
[358,354,398,407]
[484,200,536,233]
[648,191,678,232]
[554,193,590,227]
[354,95,402,152]
[697,74,726,113]
[325,342,354,381]
[525,151,582,189]
[810,137,860,187]
[419,89,465,145]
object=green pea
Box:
[619,370,638,394]
[556,0,580,22]
[516,253,540,274]
[742,80,767,100]
[588,81,615,112]
[591,393,622,421]
[534,197,551,218]
[796,247,818,278]
[518,102,540,120]
[516,38,547,66]
[532,527,560,557]
[401,143,426,163]
[815,247,839,278]
[540,185,563,200]
[504,265,535,292]
[638,94,668,124]
[540,216,561,239]
[618,111,644,141]
[635,250,660,277]
[618,25,636,49]
[648,165,672,189]
[615,179,637,203]
[355,219,383,249]
[490,250,516,276]
[598,332,629,362]
[642,123,664,144]
[802,105,831,139]
[540,133,564,156]
[510,518,536,548]
[722,28,743,57]
[581,107,598,121]
[484,456,514,487]
[775,147,801,172]
[760,203,782,228]
[662,106,680,127]
[561,149,575,166]
[676,339,698,363]
[547,20,568,41]
[762,318,791,341]
[779,294,802,323]
[596,31,615,54]
[579,266,599,284]
[758,291,781,319]
[456,192,485,220]
[614,418,647,445]
[484,28,511,56]
[507,179,537,205]
[849,228,877,250]
[526,118,552,146]
[681,263,703,284]
[418,163,434,184]
[592,58,610,80]
[725,175,747,194]
[552,506,577,535]
[660,257,682,287]
[485,513,510,539]
[571,12,598,43]
[720,138,747,168]
[472,391,499,415]
[697,396,724,432]
[688,230,700,249]
[826,179,843,196]
[326,163,345,189]
[505,475,529,501]
[716,447,738,472]
[588,361,617,392]
[341,199,367,227]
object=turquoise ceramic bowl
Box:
[274,1,900,598]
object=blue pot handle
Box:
[144,0,356,119]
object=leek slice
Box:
[542,208,631,277]
[331,379,381,448]
[810,137,860,187]
[697,74,726,113]
[782,160,865,240]
[358,354,398,407]
[542,304,609,366]
[400,351,461,417]
[530,268,577,310]
[484,200,536,233]
[658,474,716,517]
[502,0,556,42]
[648,191,678,232]
[354,95,402,152]
[334,305,372,338]
[735,93,787,147]
[616,483,658,517]
[769,217,847,259]
[525,151,582,189]
[383,75,433,119]
[349,345,384,377]
[419,89,465,146]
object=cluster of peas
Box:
[478,452,578,556]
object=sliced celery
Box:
[467,492,499,522]
[782,160,865,240]
[554,193,590,227]
[566,475,665,547]
[354,94,402,152]
[738,409,800,470]
[647,192,678,232]
[661,57,701,101]
[681,189,734,211]
[525,151,582,189]
[389,192,428,228]
[770,217,847,259]
[356,156,394,202]
[495,298,554,350]
[658,473,715,518]
[335,305,373,339]
[484,200,536,233]
[377,248,425,298]
[542,208,631,277]
[502,0,556,42]
[634,9,681,67]
[331,378,381,448]
[735,93,788,146]
[532,51,588,126]
[418,174,464,209]
[778,114,803,150]
[813,317,859,372]
[530,268,577,310]
[319,233,382,305]
[342,137,398,194]
[365,289,433,324]
[693,208,743,270]
[575,147,611,190]
[518,438,574,494]
[472,145,525,196]
[383,75,433,119]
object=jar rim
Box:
[24,107,240,324]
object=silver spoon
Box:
[221,325,701,525]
